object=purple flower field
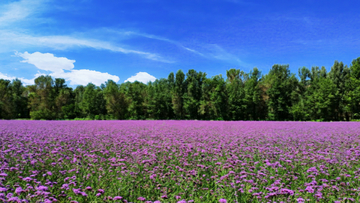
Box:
[1,121,360,202]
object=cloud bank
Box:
[16,51,120,86]
[125,72,156,84]
[0,72,33,86]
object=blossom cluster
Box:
[0,120,360,202]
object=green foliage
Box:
[2,56,360,121]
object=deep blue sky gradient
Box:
[0,0,359,86]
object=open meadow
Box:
[1,120,360,203]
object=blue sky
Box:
[0,0,359,86]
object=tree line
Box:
[1,57,360,121]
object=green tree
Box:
[345,57,360,119]
[328,61,350,120]
[226,69,246,120]
[146,78,174,119]
[183,69,206,119]
[265,65,295,120]
[125,81,147,120]
[0,79,12,119]
[243,67,265,120]
[9,79,29,118]
[104,80,129,119]
[199,75,227,120]
[28,75,56,120]
[82,83,107,119]
[290,67,311,120]
[172,70,185,119]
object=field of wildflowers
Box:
[0,120,360,203]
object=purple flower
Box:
[154,201,161,203]
[61,184,69,190]
[177,200,186,203]
[72,188,81,195]
[7,197,20,202]
[113,196,123,200]
[137,197,146,201]
[305,186,314,193]
[37,186,48,191]
[6,193,13,198]
[297,197,305,202]
[219,199,227,203]
[98,189,105,193]
[15,187,23,194]
[23,177,32,182]
[150,174,157,179]
[0,173,7,177]
[0,187,7,192]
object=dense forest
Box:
[1,57,360,121]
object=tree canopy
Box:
[1,57,360,121]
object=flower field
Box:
[1,121,360,203]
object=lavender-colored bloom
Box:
[113,196,123,200]
[15,187,23,194]
[72,188,81,195]
[305,186,314,193]
[37,186,48,191]
[177,200,186,203]
[137,197,146,201]
[297,197,305,202]
[0,173,7,177]
[23,177,32,182]
[219,199,227,203]
[7,197,20,202]
[2,120,360,201]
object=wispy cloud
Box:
[122,31,206,57]
[0,0,173,63]
[0,0,48,26]
[0,31,174,63]
[119,31,247,65]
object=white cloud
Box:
[0,72,34,85]
[15,51,120,86]
[16,51,75,73]
[125,72,156,84]
[54,69,120,86]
